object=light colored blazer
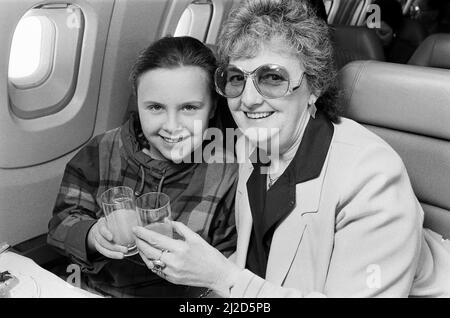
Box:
[229,117,450,297]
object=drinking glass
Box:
[136,192,173,238]
[100,186,139,256]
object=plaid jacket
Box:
[47,114,237,297]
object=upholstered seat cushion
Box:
[339,60,450,237]
[409,33,450,69]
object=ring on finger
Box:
[153,259,166,270]
[151,267,165,277]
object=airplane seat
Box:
[339,60,450,239]
[408,33,450,69]
[387,18,428,64]
[330,25,385,70]
[11,234,70,273]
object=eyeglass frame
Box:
[214,63,307,99]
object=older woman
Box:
[134,0,450,297]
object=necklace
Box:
[267,171,281,189]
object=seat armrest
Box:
[11,233,68,271]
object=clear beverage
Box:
[107,208,140,245]
[136,192,173,238]
[144,221,173,238]
[100,186,138,256]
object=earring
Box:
[308,102,317,119]
[308,95,318,119]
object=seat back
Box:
[330,25,385,70]
[387,18,428,63]
[408,33,450,69]
[339,60,450,238]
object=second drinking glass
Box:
[136,192,173,238]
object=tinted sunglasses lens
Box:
[215,66,245,98]
[256,65,290,98]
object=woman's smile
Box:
[244,111,275,119]
[228,47,310,155]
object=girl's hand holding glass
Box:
[87,217,129,259]
[87,186,140,258]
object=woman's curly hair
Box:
[217,0,341,122]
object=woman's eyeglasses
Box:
[214,64,306,99]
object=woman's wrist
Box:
[209,258,241,297]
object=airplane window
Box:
[326,0,341,24]
[324,0,333,15]
[174,6,193,37]
[399,0,413,13]
[351,0,372,26]
[174,2,212,42]
[8,15,54,87]
[8,4,84,119]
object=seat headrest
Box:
[330,25,385,69]
[408,33,450,69]
[339,60,450,141]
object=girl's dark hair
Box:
[129,36,217,101]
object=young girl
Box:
[47,36,237,297]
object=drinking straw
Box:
[155,168,167,209]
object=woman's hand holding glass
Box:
[133,221,241,297]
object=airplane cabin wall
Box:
[0,0,115,245]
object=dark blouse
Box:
[245,111,334,278]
